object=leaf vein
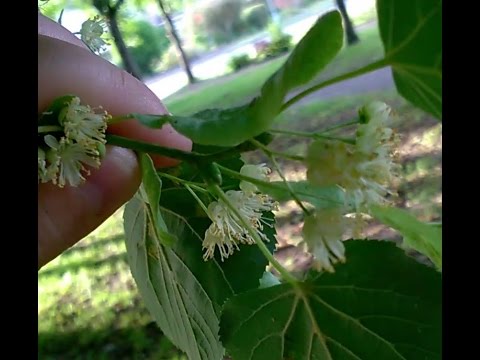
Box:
[310,293,405,359]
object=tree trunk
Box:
[107,7,143,80]
[157,0,196,84]
[335,0,359,45]
[264,0,280,24]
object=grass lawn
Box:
[164,25,384,116]
[38,209,187,359]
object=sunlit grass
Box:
[38,209,187,359]
[164,26,384,116]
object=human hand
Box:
[38,13,192,269]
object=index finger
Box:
[38,15,191,167]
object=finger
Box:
[38,146,140,268]
[38,12,88,49]
[38,34,191,267]
[38,35,192,168]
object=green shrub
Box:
[267,21,284,41]
[199,0,244,45]
[194,0,274,46]
[158,44,203,72]
[228,53,255,72]
[121,19,169,77]
[241,4,270,31]
[258,34,293,59]
[183,7,214,51]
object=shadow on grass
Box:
[39,322,185,360]
[39,252,128,278]
[401,151,442,166]
[62,234,125,257]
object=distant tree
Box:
[93,0,143,79]
[335,0,359,45]
[156,0,196,84]
[123,19,170,77]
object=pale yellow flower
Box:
[79,16,109,53]
[306,102,399,212]
[58,96,108,147]
[202,190,277,261]
[239,163,271,193]
[43,135,101,188]
[301,209,348,273]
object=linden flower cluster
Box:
[202,164,278,261]
[301,208,350,273]
[303,101,399,271]
[38,97,110,188]
[79,16,109,54]
[307,101,399,211]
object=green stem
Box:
[271,152,306,162]
[106,134,201,163]
[108,114,136,125]
[281,58,388,112]
[107,134,269,164]
[184,184,210,215]
[38,125,63,133]
[256,143,306,161]
[217,164,344,206]
[270,129,317,138]
[270,129,356,144]
[317,119,360,133]
[211,184,298,284]
[247,136,305,161]
[217,165,276,190]
[250,139,311,216]
[220,165,283,192]
[157,172,207,193]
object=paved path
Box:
[144,1,378,100]
[144,11,328,99]
[288,67,395,107]
[145,48,396,109]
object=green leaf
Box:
[159,214,235,315]
[221,240,441,360]
[369,205,442,270]
[128,107,253,147]
[131,113,170,129]
[255,10,344,109]
[125,12,343,147]
[218,211,278,294]
[159,155,245,218]
[38,94,77,127]
[128,106,253,147]
[159,157,278,296]
[247,10,344,142]
[257,181,345,209]
[377,0,442,119]
[138,153,176,246]
[124,195,225,360]
[159,208,277,303]
[259,271,281,289]
[139,153,162,223]
[172,106,253,147]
